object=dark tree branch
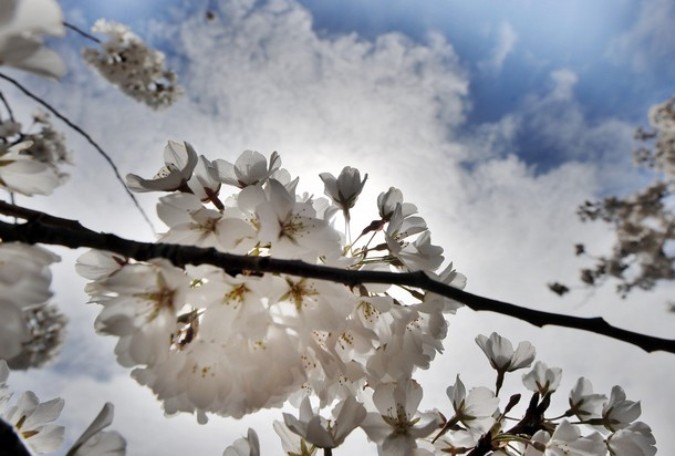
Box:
[0,201,673,354]
[0,72,155,234]
[63,21,102,44]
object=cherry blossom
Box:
[320,166,368,221]
[567,377,606,420]
[443,375,499,436]
[213,150,281,188]
[476,332,535,394]
[223,428,259,456]
[0,0,65,78]
[283,396,366,449]
[377,187,417,221]
[360,379,440,456]
[601,386,641,432]
[66,403,126,456]
[523,361,562,396]
[0,141,63,195]
[83,19,181,109]
[524,421,605,456]
[0,360,64,454]
[126,141,198,192]
[606,421,656,456]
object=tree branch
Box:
[0,72,155,234]
[0,201,673,354]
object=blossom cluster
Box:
[0,111,71,196]
[79,143,463,424]
[82,20,182,109]
[559,95,675,298]
[220,332,656,455]
[0,242,66,369]
[76,143,656,455]
[0,360,126,455]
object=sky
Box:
[3,0,675,454]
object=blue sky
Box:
[5,0,675,454]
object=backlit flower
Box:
[522,361,562,396]
[319,166,368,218]
[126,141,198,192]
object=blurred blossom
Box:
[0,0,65,77]
[83,20,182,109]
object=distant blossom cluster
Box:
[0,111,71,196]
[83,20,182,109]
[73,143,655,455]
[558,95,675,298]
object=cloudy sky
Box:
[4,0,675,454]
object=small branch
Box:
[0,90,15,122]
[0,202,673,354]
[0,72,156,234]
[63,22,101,44]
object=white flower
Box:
[601,386,641,432]
[522,361,562,396]
[157,193,256,253]
[223,428,259,456]
[444,375,499,435]
[84,259,190,367]
[246,179,341,260]
[319,166,368,216]
[66,402,126,456]
[187,155,222,202]
[273,421,317,456]
[4,302,67,370]
[0,361,65,454]
[0,0,66,77]
[83,20,181,109]
[377,187,417,221]
[283,396,366,449]
[0,299,29,360]
[385,204,443,271]
[476,332,536,373]
[361,379,440,456]
[0,141,62,195]
[476,332,535,394]
[568,377,606,420]
[607,421,656,456]
[126,141,198,192]
[0,242,59,300]
[213,150,281,188]
[525,420,605,456]
[422,262,466,313]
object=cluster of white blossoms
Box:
[79,142,463,423]
[82,20,182,109]
[0,360,125,455]
[0,242,67,370]
[635,96,675,178]
[560,95,675,298]
[75,143,656,455]
[0,111,71,197]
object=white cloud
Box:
[479,21,518,74]
[462,68,639,194]
[3,0,674,454]
[608,0,675,74]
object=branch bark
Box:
[1,201,673,354]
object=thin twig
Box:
[0,201,673,354]
[0,90,15,122]
[0,72,156,234]
[63,22,101,44]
